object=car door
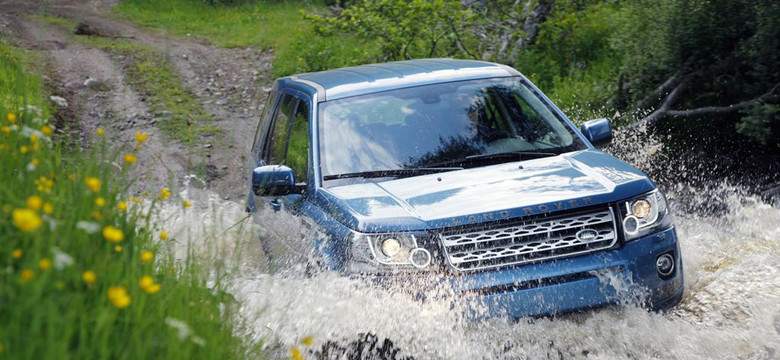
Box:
[249,90,311,212]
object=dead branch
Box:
[637,69,690,110]
[635,82,780,128]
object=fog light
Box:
[409,248,432,268]
[623,215,639,235]
[656,253,675,277]
[381,238,402,257]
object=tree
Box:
[623,0,780,146]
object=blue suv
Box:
[247,59,683,318]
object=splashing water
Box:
[154,135,780,359]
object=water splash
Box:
[153,136,780,359]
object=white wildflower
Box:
[76,221,100,234]
[52,246,74,269]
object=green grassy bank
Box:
[0,40,248,359]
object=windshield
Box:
[318,77,586,182]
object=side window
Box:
[263,93,310,184]
[287,102,309,182]
[265,94,298,165]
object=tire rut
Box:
[0,0,273,201]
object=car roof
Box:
[285,58,520,102]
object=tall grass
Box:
[0,41,248,358]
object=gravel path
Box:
[0,0,273,201]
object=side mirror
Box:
[252,165,305,196]
[580,118,612,148]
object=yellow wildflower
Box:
[20,269,34,282]
[135,131,149,143]
[124,153,137,165]
[157,188,171,200]
[107,286,131,309]
[30,134,38,142]
[27,195,43,211]
[39,258,51,270]
[41,125,54,136]
[117,201,127,211]
[43,202,54,214]
[7,112,16,123]
[138,276,161,294]
[291,347,303,360]
[1,126,9,134]
[85,177,101,192]
[140,250,154,263]
[20,145,29,154]
[114,245,123,253]
[13,208,42,232]
[82,270,97,284]
[12,249,23,258]
[144,283,161,294]
[160,230,168,240]
[95,197,106,207]
[102,225,124,243]
[139,276,154,289]
[35,176,54,193]
[96,127,105,136]
[182,200,192,208]
[302,336,313,346]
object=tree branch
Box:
[633,78,688,128]
[450,21,478,59]
[637,69,689,110]
[635,82,780,128]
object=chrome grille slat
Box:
[440,207,618,271]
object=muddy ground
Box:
[0,0,272,201]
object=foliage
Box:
[615,0,780,146]
[114,0,349,77]
[737,103,779,146]
[0,40,247,359]
[305,0,473,62]
[512,0,623,123]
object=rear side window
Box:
[265,94,298,165]
[287,103,309,182]
[262,93,310,184]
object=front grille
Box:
[440,207,618,272]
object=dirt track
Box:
[0,0,273,201]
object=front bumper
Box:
[452,226,684,319]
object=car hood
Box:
[318,150,655,232]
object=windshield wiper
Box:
[465,151,558,161]
[323,167,463,181]
[428,151,558,168]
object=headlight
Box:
[620,189,672,240]
[348,231,436,274]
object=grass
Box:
[0,40,249,359]
[113,0,366,77]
